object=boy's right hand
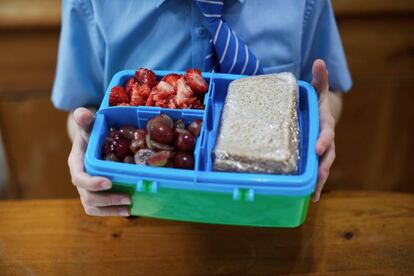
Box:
[68,107,131,217]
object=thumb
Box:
[73,107,95,133]
[311,59,329,95]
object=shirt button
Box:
[197,27,208,37]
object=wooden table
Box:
[0,191,413,275]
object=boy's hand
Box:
[311,59,339,202]
[68,107,131,216]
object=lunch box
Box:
[85,70,319,227]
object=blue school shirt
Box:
[52,0,352,111]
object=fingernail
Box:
[100,181,111,189]
[121,210,131,217]
[121,197,131,205]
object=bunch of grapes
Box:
[101,114,202,170]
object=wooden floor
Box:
[0,191,413,275]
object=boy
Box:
[54,0,352,216]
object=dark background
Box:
[0,0,413,199]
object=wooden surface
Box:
[0,30,75,199]
[0,0,60,29]
[0,191,413,275]
[0,99,76,199]
[331,16,414,193]
[0,1,413,198]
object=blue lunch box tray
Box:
[85,70,319,227]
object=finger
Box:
[68,134,112,191]
[78,188,131,207]
[83,206,131,217]
[73,107,95,132]
[313,143,336,202]
[311,59,329,95]
[316,125,334,156]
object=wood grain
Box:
[333,0,414,16]
[331,16,414,193]
[0,99,76,199]
[0,30,59,96]
[0,191,413,275]
[0,0,60,29]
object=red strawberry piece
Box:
[156,80,175,94]
[184,68,208,94]
[167,97,177,109]
[124,77,137,98]
[130,94,146,106]
[135,68,157,89]
[161,74,181,88]
[118,103,131,106]
[109,86,129,106]
[146,91,157,106]
[176,78,194,108]
[155,89,171,100]
[129,83,152,106]
[137,83,151,98]
[191,98,204,109]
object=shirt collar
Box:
[152,0,246,9]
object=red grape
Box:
[119,126,136,140]
[149,122,175,144]
[104,153,118,162]
[175,132,196,152]
[134,149,155,165]
[188,119,203,138]
[129,138,146,153]
[174,119,185,131]
[108,130,124,139]
[146,134,174,151]
[133,128,147,140]
[172,152,194,169]
[146,151,173,167]
[123,156,135,164]
[110,136,131,160]
[147,114,174,132]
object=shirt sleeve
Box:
[300,0,352,92]
[51,0,105,111]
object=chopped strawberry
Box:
[156,80,175,94]
[118,103,131,106]
[161,74,181,88]
[124,77,137,98]
[135,68,157,89]
[176,78,194,108]
[109,86,129,106]
[130,86,147,106]
[168,97,177,109]
[192,98,204,109]
[146,90,157,106]
[154,89,171,100]
[184,68,208,94]
[131,83,151,99]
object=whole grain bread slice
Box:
[213,72,299,174]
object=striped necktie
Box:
[195,0,264,75]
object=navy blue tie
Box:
[195,0,264,75]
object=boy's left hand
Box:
[311,59,337,202]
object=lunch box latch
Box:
[233,188,254,202]
[136,180,158,193]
